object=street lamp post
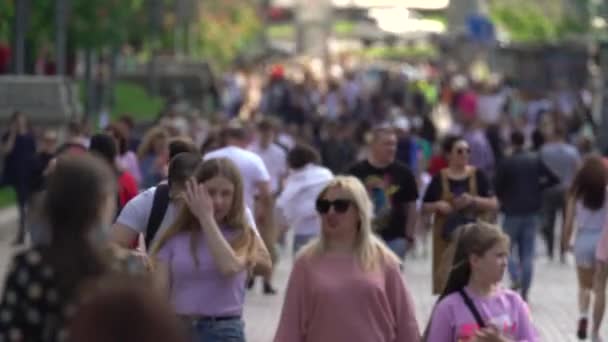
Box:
[147,0,162,96]
[12,0,29,74]
[55,0,69,76]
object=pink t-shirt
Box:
[426,287,538,342]
[274,251,420,342]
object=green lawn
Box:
[79,80,164,123]
[0,188,16,209]
[111,81,164,121]
[268,20,356,39]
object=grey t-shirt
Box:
[540,142,581,187]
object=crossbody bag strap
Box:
[459,289,486,328]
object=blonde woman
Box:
[151,158,271,342]
[274,176,420,342]
[137,126,169,188]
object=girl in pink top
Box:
[425,222,539,342]
[274,176,420,342]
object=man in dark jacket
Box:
[494,131,559,301]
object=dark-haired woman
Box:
[105,123,142,186]
[423,136,498,294]
[0,154,144,341]
[562,155,608,341]
[1,111,36,245]
[89,133,138,212]
[425,223,538,342]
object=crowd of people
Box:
[0,60,606,342]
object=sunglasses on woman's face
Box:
[316,198,352,214]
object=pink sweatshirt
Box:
[274,252,420,342]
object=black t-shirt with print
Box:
[349,160,418,241]
[423,169,492,203]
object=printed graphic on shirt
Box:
[364,174,399,232]
[456,315,517,342]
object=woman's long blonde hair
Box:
[300,176,400,271]
[150,158,256,266]
[137,126,169,160]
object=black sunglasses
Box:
[316,198,352,214]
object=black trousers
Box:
[541,186,566,259]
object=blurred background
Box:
[1,0,607,203]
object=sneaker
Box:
[246,277,255,290]
[263,282,277,295]
[578,318,588,340]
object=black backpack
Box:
[145,184,171,248]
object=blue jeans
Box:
[385,237,409,260]
[503,214,538,299]
[188,318,245,342]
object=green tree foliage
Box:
[489,0,591,42]
[0,1,14,42]
[195,0,262,67]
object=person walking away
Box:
[422,136,498,294]
[89,134,138,214]
[1,111,36,245]
[151,158,271,342]
[112,153,202,250]
[592,214,608,342]
[249,119,288,293]
[494,131,559,301]
[561,156,608,340]
[138,127,170,189]
[348,125,418,260]
[0,154,146,341]
[540,125,581,261]
[204,125,274,293]
[28,129,58,245]
[320,121,357,174]
[274,176,420,342]
[425,223,539,342]
[276,144,333,255]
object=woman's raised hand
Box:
[183,178,214,223]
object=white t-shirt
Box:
[116,185,258,247]
[116,186,179,247]
[249,142,287,194]
[204,146,271,210]
[477,93,506,125]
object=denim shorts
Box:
[184,317,245,342]
[574,228,602,268]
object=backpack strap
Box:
[145,184,170,248]
[459,289,486,328]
